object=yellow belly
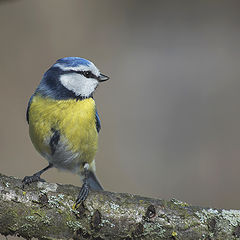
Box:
[28,95,98,172]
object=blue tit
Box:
[22,57,109,203]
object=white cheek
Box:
[60,73,98,97]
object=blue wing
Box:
[95,110,101,133]
[26,95,34,124]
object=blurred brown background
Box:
[1,0,240,226]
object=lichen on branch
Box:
[0,173,240,239]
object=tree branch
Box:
[0,173,240,239]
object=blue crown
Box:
[56,57,91,67]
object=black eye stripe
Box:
[81,71,94,78]
[64,70,98,79]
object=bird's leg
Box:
[76,163,103,205]
[22,163,53,187]
[76,163,90,204]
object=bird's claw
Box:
[22,174,46,188]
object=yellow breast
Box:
[28,94,98,165]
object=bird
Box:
[22,57,109,204]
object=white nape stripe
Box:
[54,63,100,76]
[60,73,98,97]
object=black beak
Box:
[98,73,109,82]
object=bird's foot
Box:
[76,182,89,206]
[22,174,45,188]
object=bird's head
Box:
[36,57,109,100]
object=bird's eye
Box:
[83,71,92,78]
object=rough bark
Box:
[0,173,240,239]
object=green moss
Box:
[8,224,18,232]
[0,203,19,235]
[143,222,166,238]
[27,208,53,226]
[171,198,189,207]
[57,209,63,214]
